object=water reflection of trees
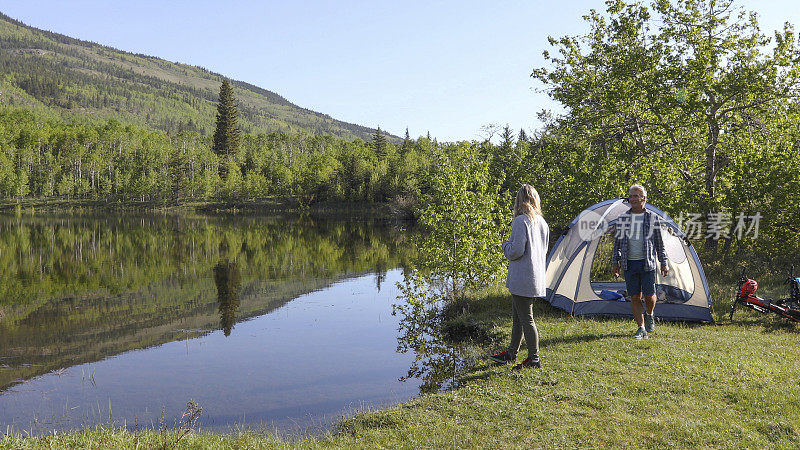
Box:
[394,275,495,394]
[0,214,414,391]
[214,259,241,337]
[374,258,387,292]
[0,215,412,312]
[393,298,465,393]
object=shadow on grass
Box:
[728,311,800,333]
[466,291,568,320]
[540,332,630,347]
[565,313,711,330]
[457,365,509,385]
[532,300,570,319]
[763,320,800,333]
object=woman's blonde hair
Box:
[514,184,542,221]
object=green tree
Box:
[393,142,509,392]
[486,124,519,199]
[401,127,412,154]
[533,0,800,220]
[518,128,528,144]
[410,142,508,300]
[372,126,387,158]
[212,80,241,160]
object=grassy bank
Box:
[4,277,799,448]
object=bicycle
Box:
[729,266,800,323]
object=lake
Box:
[0,213,421,435]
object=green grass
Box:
[4,283,800,448]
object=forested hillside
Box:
[0,106,432,203]
[0,12,386,141]
[0,12,425,204]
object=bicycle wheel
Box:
[729,293,739,321]
[731,269,749,321]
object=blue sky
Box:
[2,1,799,142]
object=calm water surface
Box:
[0,213,420,435]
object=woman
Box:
[490,184,549,369]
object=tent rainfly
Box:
[545,199,713,322]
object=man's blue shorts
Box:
[624,259,656,296]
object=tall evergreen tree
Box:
[402,127,411,154]
[212,80,240,159]
[373,126,387,157]
[500,124,514,148]
[489,124,518,195]
[518,128,528,143]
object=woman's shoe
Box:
[512,357,541,370]
[489,350,515,364]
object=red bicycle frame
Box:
[730,269,800,323]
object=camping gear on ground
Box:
[598,289,625,301]
[545,199,713,322]
[729,267,800,322]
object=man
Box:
[612,185,669,339]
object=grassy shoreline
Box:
[4,282,799,448]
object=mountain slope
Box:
[0,12,392,141]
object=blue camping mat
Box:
[599,290,625,301]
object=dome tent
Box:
[545,199,713,322]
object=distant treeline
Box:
[2,99,799,256]
[0,106,435,204]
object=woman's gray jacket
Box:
[502,214,549,298]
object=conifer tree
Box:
[373,126,387,157]
[500,124,514,149]
[489,124,517,194]
[518,128,527,143]
[402,127,411,153]
[212,80,240,158]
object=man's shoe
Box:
[489,350,515,364]
[644,314,655,333]
[633,326,648,340]
[512,357,541,370]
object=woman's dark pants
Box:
[507,294,540,360]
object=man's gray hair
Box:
[629,184,647,197]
